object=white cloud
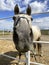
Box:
[0,0,15,11]
[22,0,31,5]
[0,0,25,11]
[0,20,13,31]
[33,17,49,29]
[0,0,31,11]
[0,0,48,13]
[30,0,48,14]
[33,17,49,23]
[47,10,49,12]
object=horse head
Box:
[13,5,33,59]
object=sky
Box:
[0,0,49,31]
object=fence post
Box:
[26,51,30,65]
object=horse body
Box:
[32,25,41,41]
[31,25,41,55]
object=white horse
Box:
[31,25,42,56]
[13,4,42,62]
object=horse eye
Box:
[31,18,33,21]
[13,16,16,20]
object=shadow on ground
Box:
[0,51,19,65]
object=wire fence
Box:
[0,51,45,65]
[0,12,49,20]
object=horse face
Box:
[13,14,32,28]
[13,4,33,53]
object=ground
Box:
[0,35,49,65]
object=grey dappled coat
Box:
[13,15,33,53]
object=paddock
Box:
[0,11,49,65]
[0,35,49,65]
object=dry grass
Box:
[0,35,49,65]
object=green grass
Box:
[41,30,49,35]
[0,30,49,35]
[0,31,12,35]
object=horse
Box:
[13,4,42,62]
[13,4,34,60]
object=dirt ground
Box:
[0,35,49,65]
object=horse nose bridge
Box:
[20,17,29,24]
[20,18,27,24]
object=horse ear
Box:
[14,4,19,14]
[26,5,31,15]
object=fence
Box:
[0,12,49,65]
[0,11,49,20]
[0,39,49,65]
[0,49,45,65]
[0,37,49,65]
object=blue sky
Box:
[0,0,49,31]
